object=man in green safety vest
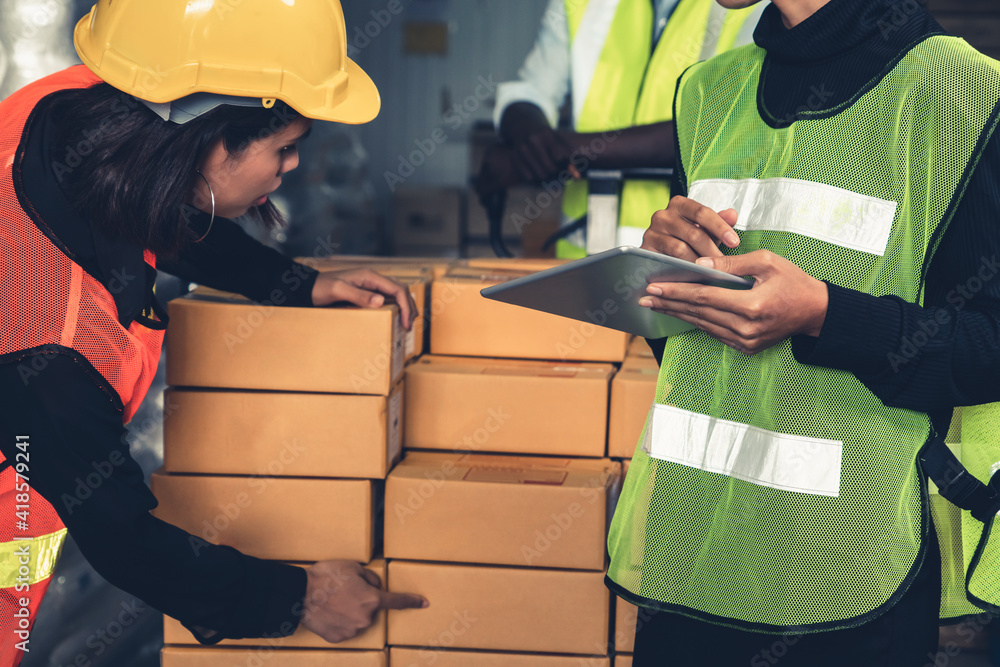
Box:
[476,0,765,258]
[609,0,1000,664]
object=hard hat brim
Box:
[322,56,381,125]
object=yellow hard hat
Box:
[73,0,380,124]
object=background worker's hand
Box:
[641,195,741,261]
[507,126,574,184]
[300,560,428,643]
[312,268,418,331]
[474,128,574,197]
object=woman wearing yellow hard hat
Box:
[0,1,425,663]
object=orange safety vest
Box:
[0,66,165,666]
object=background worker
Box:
[608,0,1000,664]
[476,0,766,257]
[0,2,425,664]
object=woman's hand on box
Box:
[312,268,418,330]
[301,559,428,643]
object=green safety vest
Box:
[607,36,1000,630]
[933,403,1000,620]
[557,0,760,259]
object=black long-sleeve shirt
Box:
[654,0,1000,436]
[0,100,320,642]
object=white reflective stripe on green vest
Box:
[0,529,68,589]
[688,177,898,256]
[644,403,844,497]
[558,0,764,259]
[608,36,1000,630]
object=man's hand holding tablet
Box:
[638,196,829,355]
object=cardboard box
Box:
[388,561,609,655]
[608,357,658,458]
[626,336,655,359]
[161,647,386,666]
[400,277,427,360]
[616,655,633,667]
[404,356,614,456]
[164,560,387,649]
[295,260,432,360]
[167,290,404,396]
[429,268,628,362]
[163,386,402,479]
[151,471,374,562]
[613,596,640,653]
[461,257,566,273]
[385,453,620,569]
[393,186,462,248]
[391,647,611,666]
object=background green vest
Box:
[608,36,1000,630]
[557,0,760,258]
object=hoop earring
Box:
[193,171,216,243]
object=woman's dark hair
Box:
[45,83,305,256]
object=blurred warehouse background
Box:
[1,0,999,665]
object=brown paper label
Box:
[463,467,568,485]
[482,367,579,378]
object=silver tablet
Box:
[480,246,753,339]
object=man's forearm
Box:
[560,122,675,171]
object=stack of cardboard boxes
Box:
[155,257,662,665]
[606,336,659,665]
[384,259,630,665]
[157,286,408,667]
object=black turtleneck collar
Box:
[751,0,944,128]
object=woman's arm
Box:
[0,353,306,642]
[158,211,319,308]
[791,132,1000,412]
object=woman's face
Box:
[194,118,313,219]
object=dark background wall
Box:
[929,0,1000,60]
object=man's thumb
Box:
[696,255,741,275]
